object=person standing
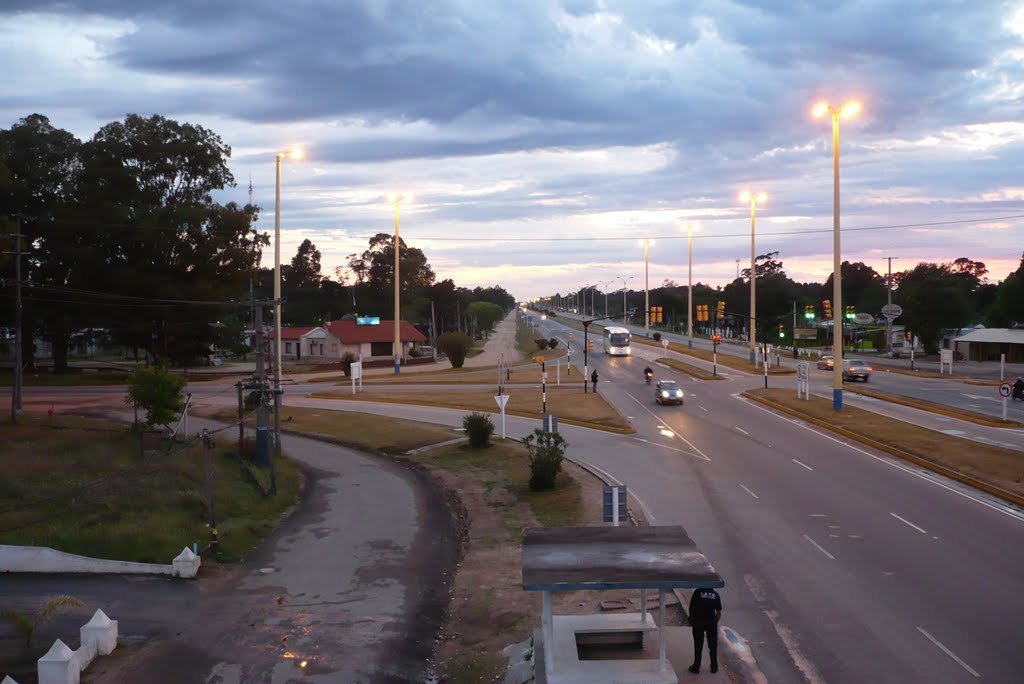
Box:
[591,368,599,393]
[688,586,722,674]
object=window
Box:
[285,342,292,353]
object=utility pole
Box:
[7,216,25,423]
[201,428,217,549]
[254,305,270,467]
[885,256,898,356]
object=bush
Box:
[437,331,473,368]
[341,351,356,377]
[125,365,187,427]
[535,338,549,350]
[409,346,423,358]
[652,332,662,342]
[548,338,559,349]
[524,428,567,491]
[463,412,495,448]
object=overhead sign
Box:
[854,313,874,324]
[881,304,903,319]
[356,316,380,326]
[999,383,1012,398]
[794,327,817,340]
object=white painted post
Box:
[3,676,22,684]
[640,588,647,624]
[1001,353,1005,381]
[80,610,118,656]
[542,591,554,676]
[612,486,620,527]
[658,589,666,672]
[38,639,76,684]
[556,358,560,385]
[1003,396,1008,422]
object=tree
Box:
[465,301,505,338]
[287,238,323,290]
[349,233,435,294]
[125,365,187,427]
[436,331,472,368]
[822,262,887,315]
[895,264,970,353]
[991,252,1024,327]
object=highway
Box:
[527,312,1024,683]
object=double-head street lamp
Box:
[389,193,413,374]
[618,276,633,324]
[639,239,654,335]
[740,192,766,364]
[598,280,613,319]
[813,99,861,410]
[274,147,302,387]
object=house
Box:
[262,326,318,361]
[953,328,1024,362]
[325,319,427,361]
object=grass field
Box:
[0,415,303,563]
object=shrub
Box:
[341,351,356,376]
[409,346,423,358]
[125,365,187,427]
[437,331,473,368]
[547,338,559,349]
[535,338,549,350]
[524,428,567,491]
[652,332,662,342]
[463,412,495,448]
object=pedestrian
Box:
[591,368,598,393]
[688,586,722,674]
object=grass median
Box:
[743,388,1024,504]
[844,386,1022,428]
[0,415,303,563]
[656,357,724,380]
[310,385,634,433]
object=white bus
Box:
[603,326,632,356]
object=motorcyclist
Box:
[644,366,653,384]
[1013,377,1024,400]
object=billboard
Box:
[356,316,381,326]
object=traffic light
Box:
[845,305,855,320]
[906,331,912,342]
[588,339,594,352]
[823,299,832,318]
[567,332,574,343]
[650,306,663,324]
[697,304,709,322]
[716,301,725,319]
[712,333,722,345]
[778,324,785,338]
[804,305,815,320]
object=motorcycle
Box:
[644,370,653,385]
[1013,384,1024,401]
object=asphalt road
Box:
[526,312,1024,684]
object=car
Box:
[842,359,872,382]
[816,355,835,370]
[655,380,684,405]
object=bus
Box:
[603,326,632,356]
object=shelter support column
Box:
[640,588,647,623]
[542,590,554,676]
[658,589,666,672]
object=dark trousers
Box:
[691,623,718,669]
[592,381,597,393]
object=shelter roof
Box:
[953,328,1024,345]
[325,320,427,344]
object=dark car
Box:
[842,359,872,382]
[655,380,684,405]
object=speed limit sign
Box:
[998,383,1012,398]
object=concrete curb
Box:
[844,386,1022,428]
[741,391,1024,509]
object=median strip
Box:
[845,385,1022,428]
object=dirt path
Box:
[462,312,520,368]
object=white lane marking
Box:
[699,405,708,412]
[803,534,835,560]
[792,459,814,471]
[763,610,827,684]
[916,627,980,678]
[890,512,927,534]
[624,391,710,461]
[740,484,759,499]
[735,426,750,435]
[734,394,1024,523]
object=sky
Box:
[2,0,1023,302]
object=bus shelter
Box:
[522,526,724,683]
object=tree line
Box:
[0,114,513,371]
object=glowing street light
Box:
[389,193,413,374]
[274,147,302,391]
[740,192,766,364]
[814,99,861,410]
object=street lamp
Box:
[814,99,861,410]
[618,276,633,324]
[639,239,654,335]
[389,193,413,374]
[684,223,698,347]
[740,192,766,364]
[274,147,302,389]
[598,280,613,319]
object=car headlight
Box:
[661,391,669,397]
[675,390,683,397]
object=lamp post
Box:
[639,239,654,335]
[618,276,633,324]
[274,147,302,392]
[814,100,861,410]
[390,194,412,374]
[598,280,613,319]
[740,192,766,364]
[685,223,697,347]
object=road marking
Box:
[624,391,710,461]
[734,394,1024,523]
[792,459,813,471]
[916,627,980,678]
[890,512,927,534]
[699,405,708,412]
[802,534,835,560]
[740,484,759,499]
[735,426,749,435]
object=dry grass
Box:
[845,386,1022,428]
[210,406,460,454]
[309,386,634,433]
[655,357,724,381]
[0,415,303,563]
[745,388,1024,499]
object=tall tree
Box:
[991,252,1024,327]
[894,263,970,353]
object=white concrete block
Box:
[80,609,118,656]
[74,638,97,671]
[0,544,172,576]
[38,639,79,684]
[3,675,22,684]
[172,547,201,578]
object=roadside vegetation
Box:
[0,415,303,563]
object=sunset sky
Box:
[2,1,1023,299]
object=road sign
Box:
[881,304,903,319]
[999,383,1012,398]
[854,313,874,324]
[602,485,627,526]
[661,339,669,348]
[797,362,809,379]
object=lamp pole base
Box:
[833,388,843,411]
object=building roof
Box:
[325,320,427,344]
[279,326,316,340]
[953,328,1024,345]
[521,526,724,591]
